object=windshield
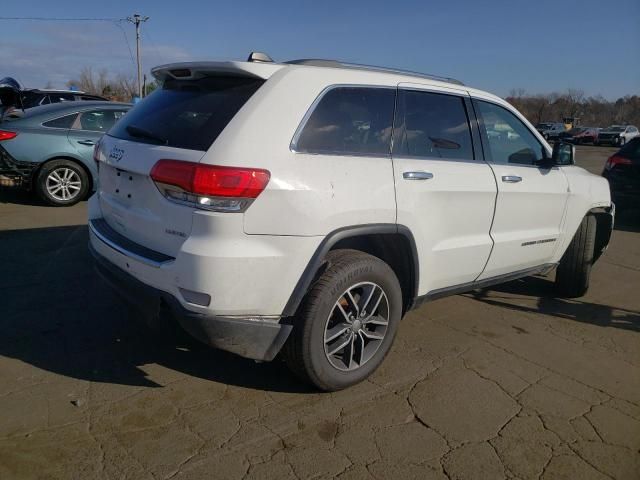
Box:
[604,126,625,132]
[109,76,264,151]
[537,123,552,129]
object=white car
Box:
[535,122,565,140]
[596,125,640,146]
[89,54,614,391]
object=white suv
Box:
[89,54,614,391]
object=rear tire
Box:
[283,249,402,391]
[555,215,596,298]
[36,159,89,206]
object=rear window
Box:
[42,113,78,129]
[109,76,264,151]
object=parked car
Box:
[535,122,565,140]
[0,101,130,205]
[558,127,599,144]
[21,89,108,109]
[89,55,613,391]
[596,125,640,146]
[602,137,640,209]
[0,77,108,113]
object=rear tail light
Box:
[93,138,103,168]
[0,130,18,141]
[604,155,632,170]
[150,160,270,212]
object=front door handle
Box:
[403,171,434,180]
[502,175,522,183]
[77,140,96,146]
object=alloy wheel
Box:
[46,168,82,202]
[323,281,389,371]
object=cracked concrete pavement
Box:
[0,145,638,479]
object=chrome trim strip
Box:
[89,220,173,268]
[403,171,434,180]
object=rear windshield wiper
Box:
[126,125,168,145]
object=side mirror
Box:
[551,142,575,166]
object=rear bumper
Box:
[90,238,293,362]
[0,145,38,188]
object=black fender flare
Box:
[588,205,614,263]
[281,224,419,317]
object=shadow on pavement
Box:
[0,188,45,206]
[0,225,312,393]
[468,275,640,332]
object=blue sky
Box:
[1,0,638,99]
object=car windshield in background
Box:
[604,127,625,132]
[109,76,264,151]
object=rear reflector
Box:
[605,155,632,170]
[0,130,17,141]
[150,160,270,212]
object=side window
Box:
[73,110,127,132]
[393,90,473,160]
[42,113,78,129]
[476,101,544,166]
[294,87,395,156]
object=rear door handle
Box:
[77,140,96,146]
[501,175,522,183]
[403,171,434,180]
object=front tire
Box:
[36,159,89,206]
[283,249,402,391]
[555,215,596,298]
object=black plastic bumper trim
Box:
[89,241,292,362]
[89,218,175,267]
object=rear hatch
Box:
[96,67,271,257]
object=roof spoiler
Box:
[151,61,282,82]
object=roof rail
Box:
[284,59,464,86]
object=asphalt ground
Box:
[0,145,638,479]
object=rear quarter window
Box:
[109,76,264,151]
[42,113,78,129]
[293,87,395,156]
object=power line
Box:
[113,21,137,68]
[1,14,149,97]
[0,16,122,22]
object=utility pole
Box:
[126,13,149,99]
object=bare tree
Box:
[502,89,640,128]
[68,67,137,101]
